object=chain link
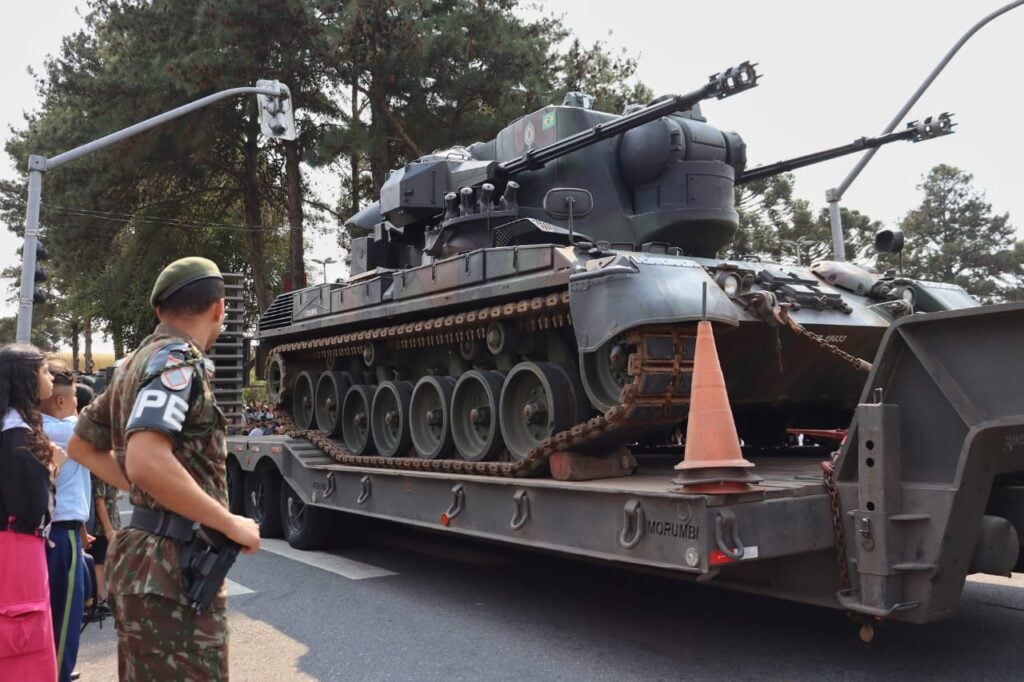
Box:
[781,313,872,374]
[822,451,851,590]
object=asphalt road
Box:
[78,515,1024,681]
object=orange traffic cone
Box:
[673,320,760,494]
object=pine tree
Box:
[898,164,1023,302]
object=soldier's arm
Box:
[70,385,131,490]
[126,431,258,553]
[125,345,260,553]
[68,435,131,490]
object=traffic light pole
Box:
[15,83,293,343]
[15,158,45,343]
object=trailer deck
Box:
[229,437,836,580]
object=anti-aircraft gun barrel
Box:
[493,61,761,180]
[736,113,954,185]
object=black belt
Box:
[51,520,84,530]
[129,507,198,543]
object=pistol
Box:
[179,525,242,613]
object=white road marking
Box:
[966,572,1024,587]
[259,538,397,580]
[226,579,255,596]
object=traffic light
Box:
[19,239,49,304]
[256,80,296,141]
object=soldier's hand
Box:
[227,514,261,554]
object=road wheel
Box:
[244,465,283,538]
[451,370,506,462]
[292,370,321,430]
[266,353,288,407]
[227,457,246,516]
[342,384,376,455]
[410,376,456,459]
[371,381,414,458]
[499,362,573,460]
[580,335,630,413]
[280,479,331,551]
[315,371,352,437]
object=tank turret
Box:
[347,61,760,274]
[347,61,952,277]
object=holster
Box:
[129,506,241,613]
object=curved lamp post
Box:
[825,0,1024,260]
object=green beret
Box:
[150,257,224,308]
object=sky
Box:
[2,0,1023,335]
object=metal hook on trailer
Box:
[714,509,746,560]
[619,499,645,549]
[357,475,372,505]
[510,490,530,530]
[441,484,465,526]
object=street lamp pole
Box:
[16,82,296,343]
[825,0,1024,260]
[311,257,336,284]
[781,236,819,266]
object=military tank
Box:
[255,61,970,474]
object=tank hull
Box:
[256,245,950,464]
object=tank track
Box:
[268,291,696,477]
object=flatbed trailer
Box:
[226,303,1024,636]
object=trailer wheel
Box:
[227,457,246,516]
[244,465,283,538]
[280,479,331,550]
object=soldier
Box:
[68,257,260,680]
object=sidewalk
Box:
[77,610,316,680]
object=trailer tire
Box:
[280,479,331,550]
[227,457,246,516]
[245,465,284,538]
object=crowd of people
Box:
[243,402,287,436]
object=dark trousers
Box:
[46,523,85,682]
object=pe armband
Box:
[126,344,194,435]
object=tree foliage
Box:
[0,315,63,351]
[896,164,1023,302]
[733,174,880,265]
[4,0,656,353]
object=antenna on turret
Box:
[565,195,576,245]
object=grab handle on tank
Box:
[714,509,745,560]
[510,490,530,531]
[619,499,645,549]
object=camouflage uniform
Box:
[92,476,122,537]
[75,323,229,681]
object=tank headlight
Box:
[717,272,741,298]
[900,286,916,305]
